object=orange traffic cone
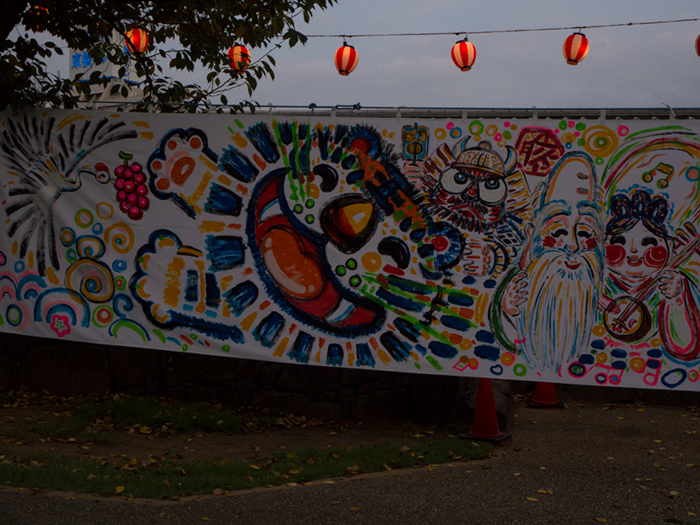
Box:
[463,377,512,445]
[527,381,564,409]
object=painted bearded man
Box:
[490,151,605,374]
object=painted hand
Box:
[462,240,495,276]
[501,272,529,316]
[659,270,683,299]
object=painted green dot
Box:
[305,199,315,209]
[513,364,527,377]
[336,265,347,276]
[346,258,357,270]
[181,344,188,352]
[294,204,303,214]
[222,345,230,353]
[503,130,512,140]
[349,275,361,287]
[577,138,586,146]
[575,122,586,131]
[558,120,568,131]
[305,215,315,224]
[595,157,604,165]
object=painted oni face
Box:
[605,221,669,279]
[434,167,508,228]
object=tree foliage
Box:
[0,0,336,111]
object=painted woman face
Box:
[605,221,669,279]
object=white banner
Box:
[2,109,700,390]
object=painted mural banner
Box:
[2,108,700,391]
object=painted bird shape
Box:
[0,114,136,275]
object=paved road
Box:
[2,399,699,524]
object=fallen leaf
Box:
[526,497,537,502]
[212,489,222,495]
[287,482,297,486]
[539,467,546,470]
[250,465,260,470]
[349,506,360,511]
[322,481,335,484]
[202,518,209,522]
[115,486,124,495]
[514,473,521,476]
[328,431,337,436]
[331,501,340,505]
[670,490,679,497]
[618,417,625,420]
[383,463,392,471]
[400,446,410,452]
[594,519,607,523]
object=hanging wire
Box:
[305,17,700,39]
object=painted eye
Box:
[478,178,506,204]
[440,168,469,194]
[95,171,110,184]
[608,235,626,246]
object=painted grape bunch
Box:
[114,151,150,220]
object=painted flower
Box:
[50,314,71,337]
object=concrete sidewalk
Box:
[2,398,699,524]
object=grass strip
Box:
[12,394,301,444]
[0,438,491,499]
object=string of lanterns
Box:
[121,17,698,76]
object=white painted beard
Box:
[517,249,602,374]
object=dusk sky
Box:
[35,0,700,109]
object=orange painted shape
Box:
[273,337,289,358]
[259,300,271,310]
[319,337,325,349]
[46,267,60,285]
[242,268,253,276]
[261,229,324,300]
[199,221,225,233]
[240,311,258,332]
[500,353,515,366]
[376,349,391,365]
[449,333,463,345]
[348,353,355,367]
[236,184,248,196]
[171,157,196,186]
[290,323,297,334]
[252,153,267,171]
[217,174,232,186]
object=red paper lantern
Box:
[334,43,358,76]
[563,32,589,65]
[228,45,251,73]
[695,35,700,57]
[451,38,476,71]
[125,28,148,54]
